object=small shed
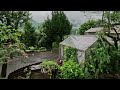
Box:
[59,35,98,64]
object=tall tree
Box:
[0,25,24,78]
[21,21,37,49]
[42,11,72,49]
[0,11,30,29]
[51,11,72,42]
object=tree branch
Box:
[105,33,115,39]
[112,27,120,41]
[102,37,113,46]
[111,23,120,26]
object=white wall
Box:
[77,50,85,64]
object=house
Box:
[85,26,120,45]
[85,27,103,35]
[59,35,98,64]
[85,26,120,36]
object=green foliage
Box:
[51,11,72,42]
[0,24,21,44]
[21,21,38,49]
[108,47,120,72]
[64,46,76,61]
[0,44,24,63]
[103,11,120,25]
[79,20,97,35]
[40,61,59,72]
[52,42,59,53]
[102,11,120,72]
[52,42,59,48]
[41,11,72,49]
[57,60,84,79]
[0,24,25,63]
[79,19,103,35]
[85,44,110,78]
[0,11,30,29]
[71,27,79,35]
[102,11,120,34]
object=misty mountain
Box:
[30,11,103,27]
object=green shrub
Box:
[52,42,59,48]
[57,60,84,79]
[0,44,24,63]
[109,48,120,73]
[79,20,101,35]
[40,60,59,72]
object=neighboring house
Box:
[85,27,103,35]
[59,35,97,64]
[85,26,120,44]
[85,26,120,36]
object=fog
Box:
[30,11,103,26]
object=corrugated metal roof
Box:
[60,35,97,51]
[85,27,103,33]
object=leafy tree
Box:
[79,20,100,35]
[98,11,120,73]
[42,11,72,49]
[51,11,72,42]
[42,17,55,50]
[102,11,120,49]
[0,24,23,45]
[0,11,30,29]
[0,25,25,77]
[21,21,37,49]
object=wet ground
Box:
[6,51,59,78]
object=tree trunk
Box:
[102,11,104,23]
[1,63,7,78]
[114,39,118,49]
[46,42,52,51]
[59,36,63,42]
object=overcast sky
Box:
[30,11,102,25]
[30,11,51,16]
